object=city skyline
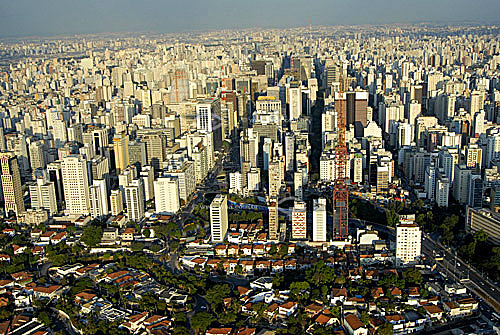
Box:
[1,0,500,37]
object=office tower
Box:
[284,133,295,172]
[268,199,279,240]
[453,165,471,204]
[128,140,147,169]
[165,161,196,201]
[210,194,228,243]
[196,99,222,150]
[376,164,389,194]
[466,207,500,245]
[124,179,145,221]
[407,100,421,125]
[294,170,304,200]
[82,128,108,157]
[313,198,327,242]
[89,179,109,219]
[465,144,482,171]
[438,149,454,183]
[52,119,68,148]
[140,166,154,201]
[247,168,260,193]
[289,86,302,120]
[113,133,129,174]
[268,160,281,197]
[154,176,180,214]
[229,172,242,194]
[351,154,363,184]
[61,155,90,215]
[467,174,483,209]
[396,122,413,148]
[435,175,450,207]
[291,201,307,240]
[90,155,110,184]
[336,91,369,136]
[142,133,166,171]
[192,144,209,184]
[396,223,422,267]
[67,123,83,144]
[262,138,273,171]
[110,189,123,216]
[29,141,46,171]
[47,161,64,209]
[424,164,436,202]
[256,96,281,112]
[29,175,57,215]
[240,129,259,168]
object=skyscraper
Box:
[313,198,327,242]
[124,179,145,221]
[113,133,129,174]
[154,176,180,214]
[396,223,422,267]
[268,199,279,240]
[210,194,228,243]
[61,155,90,215]
[291,201,307,240]
[0,152,25,216]
[89,179,109,219]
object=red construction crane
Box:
[333,75,349,240]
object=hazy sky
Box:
[1,0,499,37]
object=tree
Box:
[278,244,288,257]
[172,326,191,335]
[205,284,231,309]
[378,322,394,335]
[403,268,423,285]
[81,225,102,247]
[289,281,310,301]
[191,311,213,334]
[143,228,151,238]
[131,242,144,252]
[360,310,370,325]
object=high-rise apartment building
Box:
[313,198,327,242]
[29,175,57,216]
[210,194,228,243]
[124,179,145,221]
[0,152,25,216]
[154,176,180,214]
[89,179,109,219]
[396,223,422,267]
[268,199,279,240]
[291,201,307,240]
[61,155,90,215]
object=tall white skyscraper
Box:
[395,223,422,267]
[289,87,302,120]
[125,179,145,221]
[210,194,228,243]
[110,189,123,216]
[61,155,90,215]
[89,179,109,219]
[29,175,57,216]
[313,198,327,242]
[154,176,180,214]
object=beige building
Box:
[0,152,25,216]
[61,155,90,215]
[466,207,500,245]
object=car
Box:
[200,305,207,310]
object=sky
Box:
[0,0,499,38]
